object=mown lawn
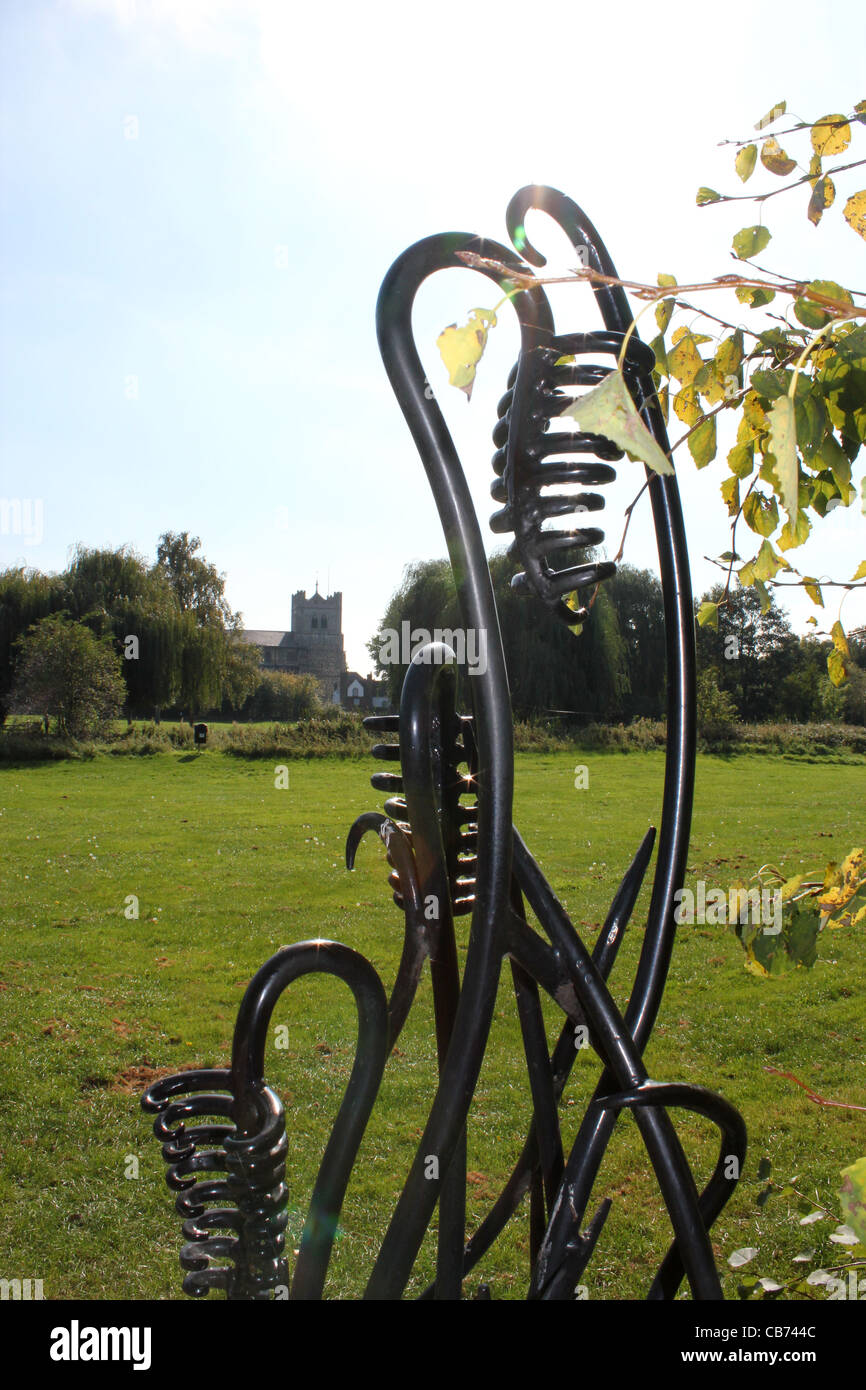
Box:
[0,748,863,1300]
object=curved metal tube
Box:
[365,232,556,1298]
[231,940,389,1300]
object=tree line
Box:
[368,553,866,726]
[0,534,318,737]
[4,535,862,740]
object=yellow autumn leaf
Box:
[818,849,865,927]
[831,620,850,658]
[807,176,835,227]
[767,395,799,518]
[436,307,497,400]
[780,875,803,901]
[777,508,811,551]
[667,329,704,387]
[852,561,866,581]
[560,369,674,477]
[811,114,851,157]
[827,648,847,688]
[673,384,701,426]
[761,137,796,176]
[742,391,769,438]
[843,190,866,241]
[744,946,769,978]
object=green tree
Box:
[603,565,667,719]
[11,615,125,738]
[696,666,738,737]
[0,567,66,722]
[0,536,262,721]
[369,550,630,720]
[155,531,235,625]
[696,584,799,721]
[242,671,321,721]
[152,532,259,713]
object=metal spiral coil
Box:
[491,330,657,625]
[142,1068,289,1299]
[362,697,479,917]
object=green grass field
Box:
[1,748,863,1300]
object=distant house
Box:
[241,588,347,699]
[332,671,390,713]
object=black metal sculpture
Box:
[142,185,746,1300]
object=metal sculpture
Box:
[142,185,746,1300]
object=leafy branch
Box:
[437,98,866,689]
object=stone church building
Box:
[242,588,347,698]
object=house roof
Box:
[241,630,291,647]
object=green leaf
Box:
[697,601,720,630]
[649,332,668,376]
[697,187,722,206]
[794,279,854,329]
[753,539,789,582]
[689,415,717,468]
[736,285,775,307]
[750,369,789,401]
[733,225,771,260]
[786,901,820,967]
[560,369,674,476]
[794,393,827,461]
[743,491,779,537]
[754,578,771,613]
[840,1157,866,1244]
[767,395,799,517]
[728,441,755,480]
[818,433,853,502]
[736,144,758,182]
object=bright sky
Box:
[2,0,864,673]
